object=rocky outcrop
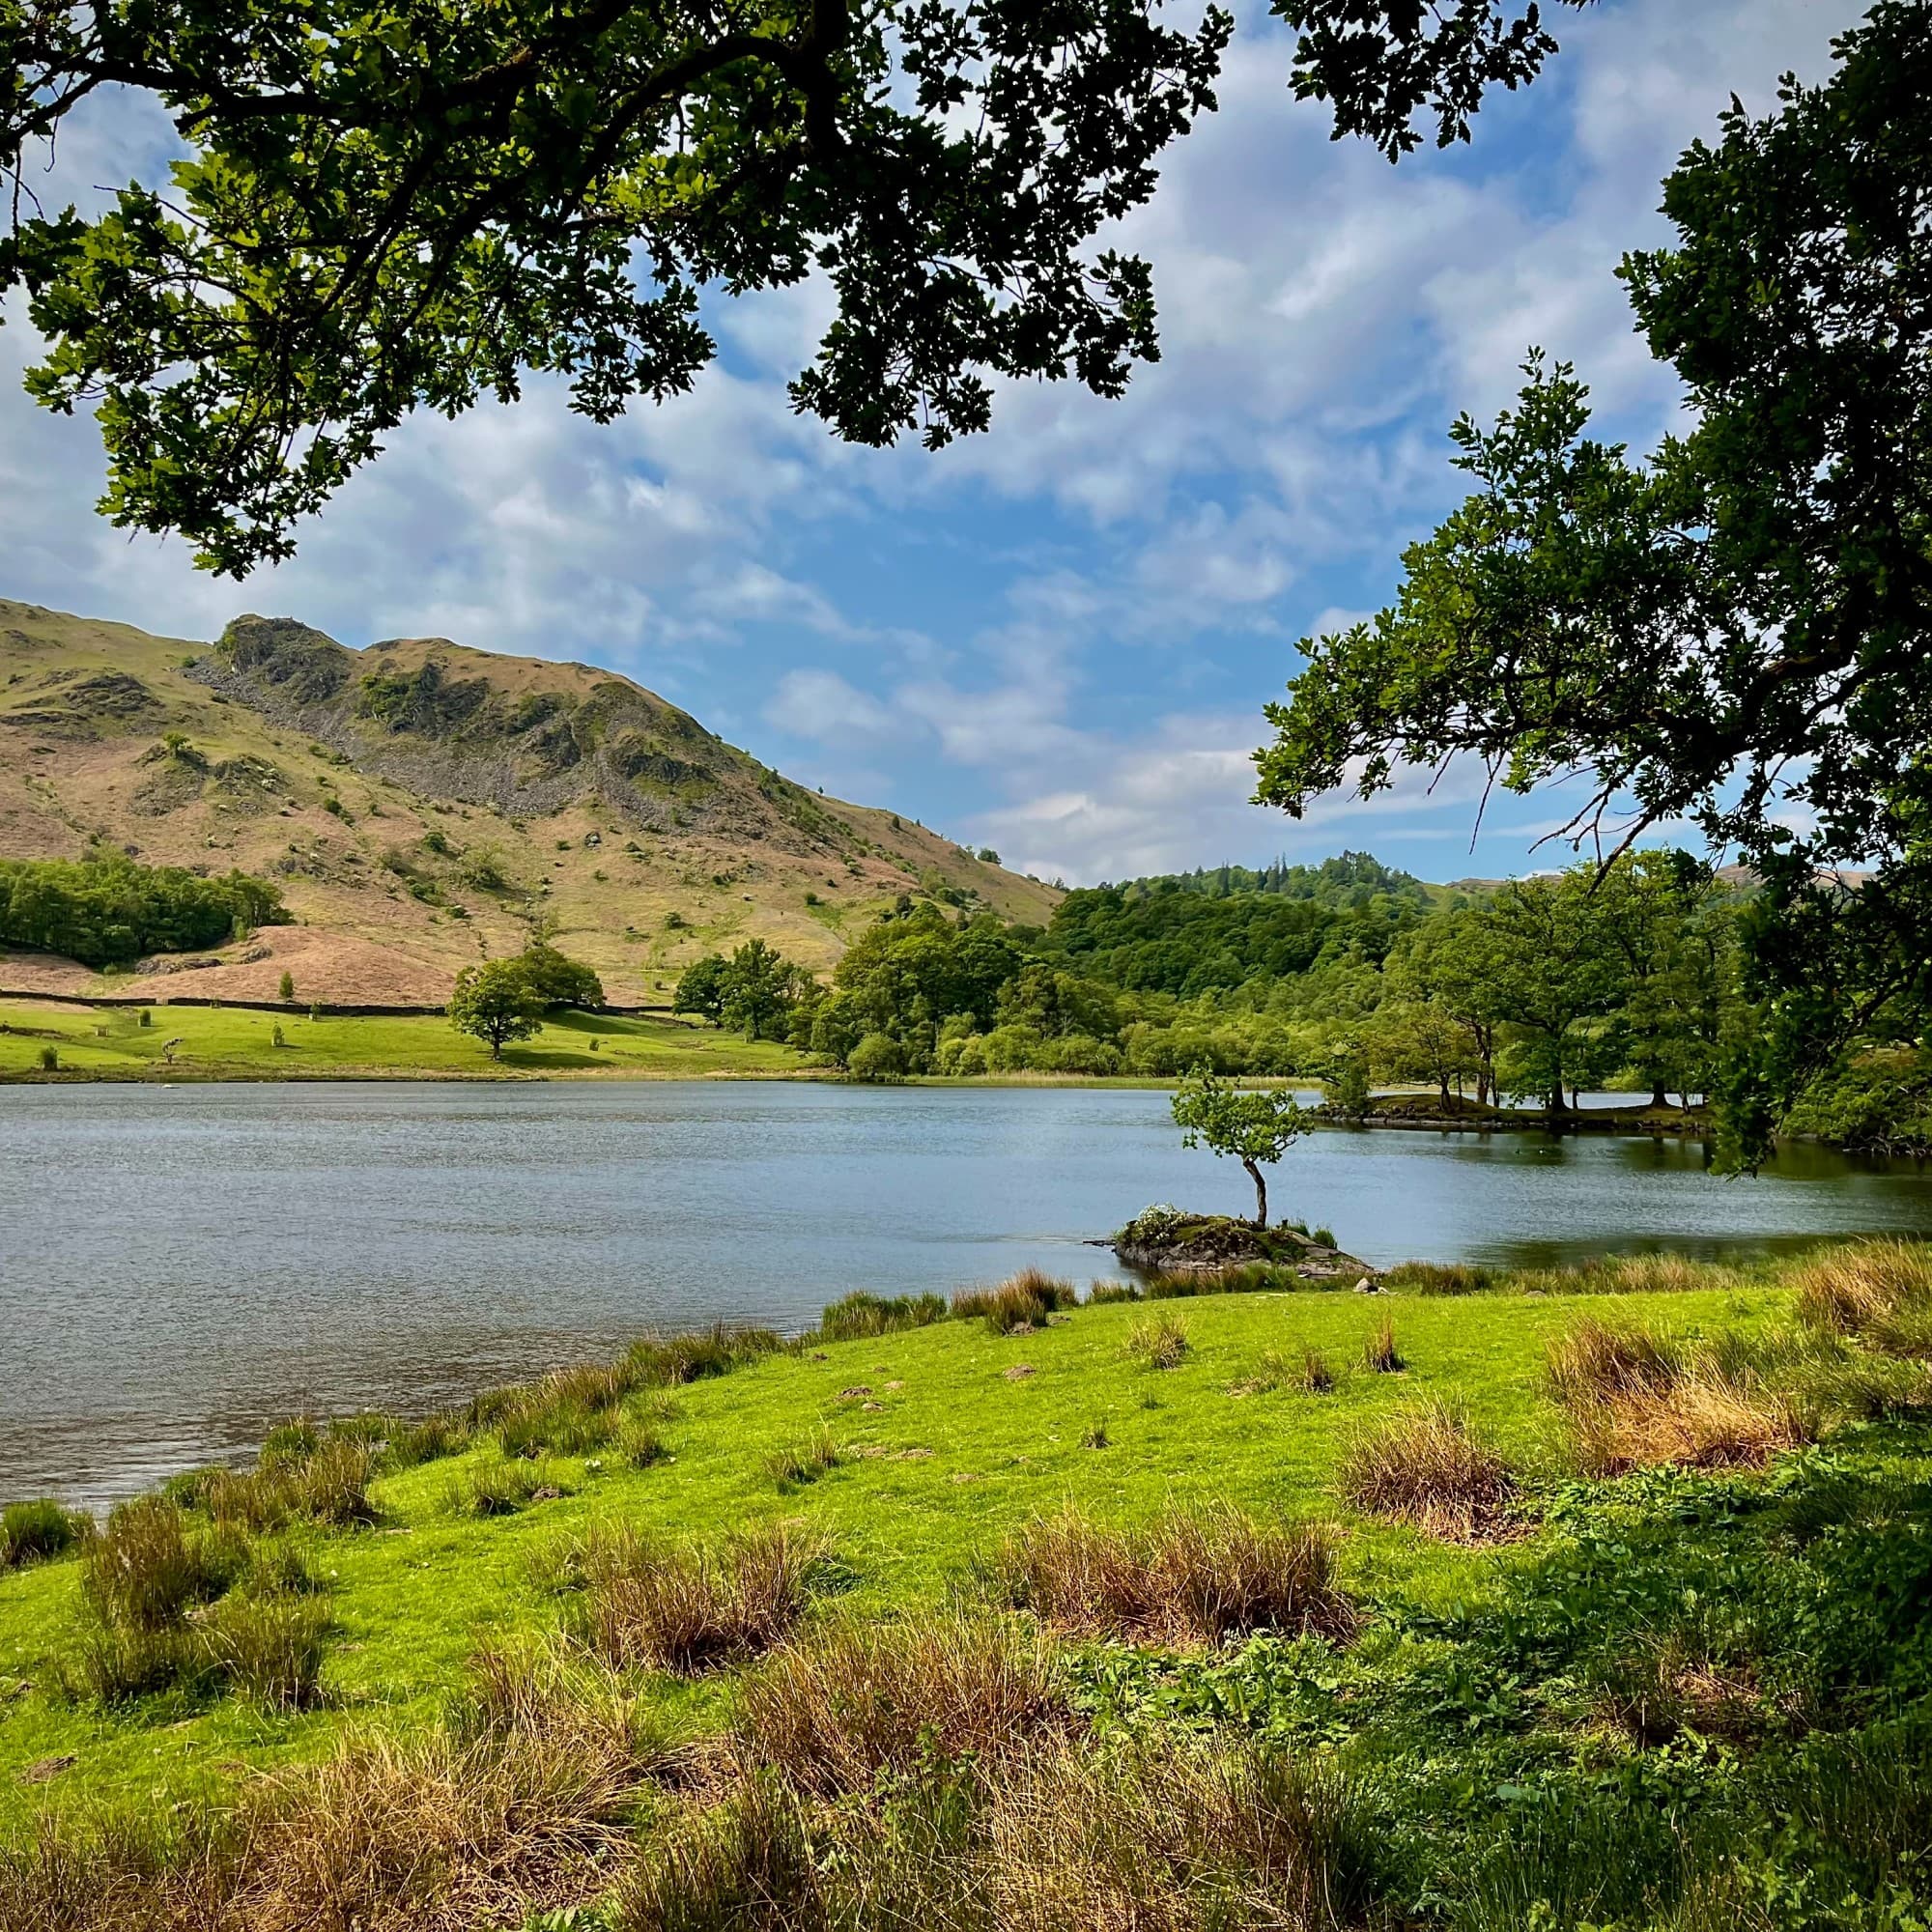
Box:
[1110,1208,1376,1282]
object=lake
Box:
[4,1081,1929,1507]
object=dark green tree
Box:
[517,940,604,1009]
[448,956,546,1058]
[672,953,729,1024]
[1255,3,1932,1157]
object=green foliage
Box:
[1172,1065,1308,1226]
[0,855,287,967]
[675,942,812,1042]
[277,970,295,1002]
[846,1032,907,1083]
[1257,8,1932,1163]
[448,958,547,1060]
[516,942,604,1011]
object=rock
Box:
[862,1401,885,1412]
[1003,1364,1037,1381]
[1353,1277,1378,1293]
[20,1754,75,1784]
[838,1385,872,1399]
[1110,1209,1376,1282]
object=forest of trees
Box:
[0,855,289,968]
[665,851,1883,1131]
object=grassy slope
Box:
[0,1282,1789,1829]
[0,996,806,1080]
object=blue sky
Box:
[0,0,1861,885]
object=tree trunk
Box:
[1242,1157,1267,1229]
[1650,1084,1669,1108]
[1438,1076,1452,1108]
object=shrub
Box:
[996,1505,1351,1645]
[578,1521,824,1674]
[1124,1311,1189,1371]
[818,1290,948,1342]
[737,1616,1068,1797]
[0,1498,89,1570]
[1340,1403,1516,1539]
[952,1268,1077,1336]
[1363,1314,1404,1373]
[847,1032,907,1082]
[38,1045,57,1071]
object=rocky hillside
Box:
[0,600,1059,1006]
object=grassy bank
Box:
[5,1246,1932,1927]
[0,998,808,1081]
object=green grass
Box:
[6,1248,1931,1928]
[0,997,808,1080]
[0,1281,1784,1826]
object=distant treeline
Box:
[1098,851,1435,907]
[0,856,289,967]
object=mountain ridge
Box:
[0,599,1059,1007]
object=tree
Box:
[1254,4,1932,1158]
[448,956,546,1059]
[1171,1063,1308,1228]
[517,941,604,1009]
[1468,870,1629,1114]
[0,1,1606,575]
[672,954,729,1024]
[277,968,295,1002]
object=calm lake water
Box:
[4,1082,1929,1507]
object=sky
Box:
[0,0,1863,887]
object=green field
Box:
[0,998,810,1080]
[4,1247,1931,1928]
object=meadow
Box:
[0,998,806,1081]
[3,1244,1931,1928]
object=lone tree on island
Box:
[449,958,547,1061]
[1171,1065,1308,1229]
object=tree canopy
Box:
[4,0,1596,572]
[1254,2,1932,1159]
[0,853,287,965]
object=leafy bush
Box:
[846,1032,907,1082]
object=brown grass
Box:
[737,1616,1070,1799]
[952,1269,1078,1336]
[1547,1319,1811,1474]
[995,1505,1352,1645]
[578,1520,824,1674]
[1362,1313,1403,1373]
[0,1646,653,1932]
[1339,1403,1516,1540]
[1795,1238,1932,1352]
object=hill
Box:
[0,601,1058,1007]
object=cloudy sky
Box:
[0,0,1861,885]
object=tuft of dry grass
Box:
[81,1498,245,1634]
[737,1615,1070,1799]
[1,1498,89,1570]
[952,1269,1078,1337]
[1122,1310,1189,1371]
[1380,1261,1499,1295]
[578,1520,825,1674]
[1300,1348,1335,1395]
[1339,1403,1516,1541]
[619,1732,1378,1932]
[996,1505,1352,1645]
[1362,1313,1404,1373]
[1795,1239,1932,1353]
[1547,1319,1811,1474]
